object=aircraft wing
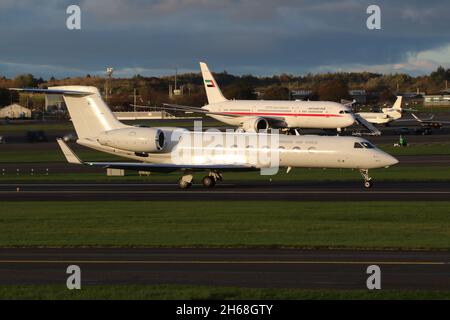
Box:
[353,114,381,136]
[57,139,255,173]
[411,113,450,125]
[162,103,239,117]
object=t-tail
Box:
[382,96,403,120]
[200,62,228,104]
[10,86,126,140]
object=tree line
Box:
[0,67,449,110]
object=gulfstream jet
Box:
[163,62,359,133]
[11,86,398,189]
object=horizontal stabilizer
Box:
[9,88,92,96]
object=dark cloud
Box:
[0,0,449,78]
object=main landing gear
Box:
[178,172,223,189]
[359,169,373,189]
[178,174,193,189]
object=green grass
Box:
[0,201,448,249]
[0,149,122,163]
[0,122,74,133]
[380,143,450,156]
[0,119,222,134]
[1,166,450,183]
[0,285,448,300]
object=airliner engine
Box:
[98,127,165,152]
[241,117,269,132]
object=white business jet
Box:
[11,86,398,189]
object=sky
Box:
[0,0,449,79]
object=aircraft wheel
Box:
[364,180,373,189]
[178,179,192,189]
[202,176,216,188]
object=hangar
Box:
[0,104,32,119]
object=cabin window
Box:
[292,147,301,150]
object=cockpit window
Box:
[361,142,375,149]
[354,142,375,149]
[339,110,351,114]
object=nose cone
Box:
[383,154,399,167]
[346,114,357,127]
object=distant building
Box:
[348,90,367,104]
[45,94,66,112]
[291,90,313,100]
[424,93,450,106]
[0,104,32,119]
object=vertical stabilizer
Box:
[49,86,126,139]
[199,62,228,104]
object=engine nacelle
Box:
[98,127,165,153]
[241,117,269,132]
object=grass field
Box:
[0,284,448,300]
[0,201,448,249]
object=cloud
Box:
[0,0,449,78]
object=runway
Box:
[0,181,449,201]
[0,248,448,289]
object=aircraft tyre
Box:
[364,180,373,189]
[178,179,192,189]
[202,176,216,188]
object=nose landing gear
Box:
[360,169,373,189]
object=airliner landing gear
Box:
[360,169,373,189]
[202,176,216,187]
[178,174,193,189]
[202,172,223,188]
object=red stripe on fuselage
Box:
[220,111,343,117]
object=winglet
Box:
[56,138,83,164]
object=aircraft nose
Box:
[383,154,399,167]
[347,114,357,126]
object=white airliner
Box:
[11,86,398,189]
[357,96,403,125]
[164,62,359,133]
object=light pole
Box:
[105,67,114,102]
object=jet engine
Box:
[98,127,165,152]
[241,117,269,132]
